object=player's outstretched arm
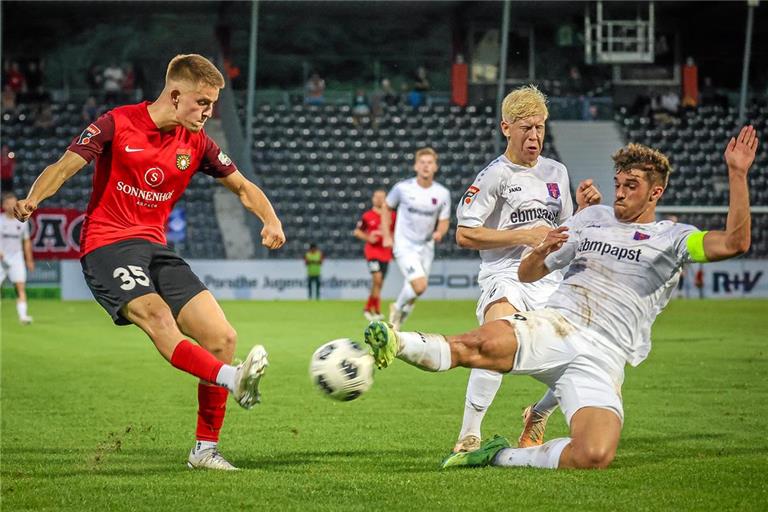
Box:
[700,125,758,262]
[456,224,552,250]
[518,226,569,282]
[14,150,87,222]
[218,170,286,250]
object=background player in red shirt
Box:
[14,54,285,470]
[354,189,395,320]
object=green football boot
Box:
[441,435,511,469]
[364,321,399,369]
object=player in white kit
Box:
[380,148,451,329]
[364,126,757,470]
[453,85,601,452]
[1,191,35,324]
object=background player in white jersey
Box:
[1,191,35,324]
[453,85,601,452]
[380,148,451,329]
[364,126,757,470]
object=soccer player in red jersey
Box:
[354,189,395,320]
[14,55,285,470]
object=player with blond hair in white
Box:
[452,85,601,453]
[380,147,451,329]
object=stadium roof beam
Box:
[494,0,512,154]
[245,0,260,167]
[738,0,757,125]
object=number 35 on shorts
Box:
[113,265,151,290]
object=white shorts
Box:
[0,253,27,284]
[502,309,626,425]
[394,241,434,282]
[475,272,560,324]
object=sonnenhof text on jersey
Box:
[116,181,174,202]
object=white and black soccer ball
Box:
[309,338,374,401]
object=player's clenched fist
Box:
[576,179,601,208]
[13,198,37,222]
[261,222,286,250]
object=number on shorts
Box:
[112,265,151,291]
[513,313,527,321]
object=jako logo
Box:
[144,167,165,187]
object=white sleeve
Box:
[558,171,574,224]
[543,211,583,271]
[22,222,30,241]
[456,166,501,228]
[386,183,401,209]
[439,189,451,221]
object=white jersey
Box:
[1,214,30,258]
[544,205,699,367]
[387,178,451,247]
[456,155,573,281]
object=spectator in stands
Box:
[82,96,100,123]
[5,61,27,94]
[408,66,430,107]
[380,78,399,106]
[352,89,371,127]
[305,71,326,105]
[1,85,16,114]
[122,63,136,102]
[87,64,102,97]
[305,243,324,300]
[694,265,705,299]
[1,145,15,192]
[102,62,124,104]
[33,103,54,131]
[25,60,44,100]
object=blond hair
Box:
[612,143,673,188]
[166,54,225,89]
[414,147,438,162]
[501,85,548,123]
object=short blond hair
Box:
[501,85,548,123]
[612,143,673,188]
[166,54,225,89]
[414,147,438,162]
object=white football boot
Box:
[187,445,239,471]
[232,345,268,409]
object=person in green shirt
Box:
[304,243,324,300]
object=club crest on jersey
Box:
[633,231,651,240]
[431,197,438,205]
[546,183,560,199]
[176,148,191,171]
[462,185,480,205]
[217,151,232,167]
[76,124,101,145]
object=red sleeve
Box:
[357,213,368,232]
[67,113,115,163]
[199,135,237,178]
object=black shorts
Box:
[366,259,389,276]
[81,239,207,326]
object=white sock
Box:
[215,364,236,392]
[397,331,451,371]
[532,389,559,416]
[193,440,217,454]
[17,300,28,319]
[492,437,570,469]
[395,283,418,310]
[459,369,503,439]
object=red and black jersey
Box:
[357,208,395,262]
[67,101,236,255]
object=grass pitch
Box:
[2,299,767,511]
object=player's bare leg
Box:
[365,318,519,373]
[176,291,242,470]
[122,294,266,409]
[14,281,32,324]
[390,276,427,329]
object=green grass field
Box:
[2,299,767,511]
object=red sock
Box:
[365,295,374,311]
[372,296,381,314]
[196,383,229,442]
[170,340,224,383]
